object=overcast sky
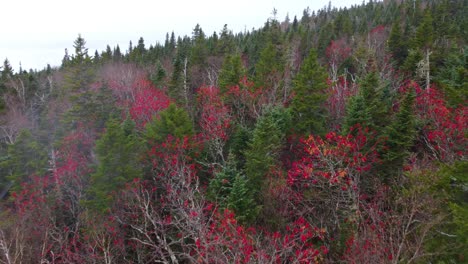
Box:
[0,0,363,71]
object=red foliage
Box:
[101,63,171,127]
[225,77,271,125]
[405,82,467,162]
[128,79,171,127]
[197,86,231,162]
[326,38,352,80]
[326,76,358,131]
[288,129,379,188]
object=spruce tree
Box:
[144,103,193,144]
[89,118,143,210]
[382,88,416,178]
[290,49,328,135]
[245,106,290,195]
[1,130,48,191]
[254,42,284,90]
[218,54,245,94]
[227,174,258,224]
[388,21,407,66]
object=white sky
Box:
[0,0,363,71]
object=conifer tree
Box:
[343,95,372,133]
[144,103,193,144]
[382,88,416,178]
[290,49,328,135]
[254,42,284,90]
[89,118,143,210]
[1,130,48,191]
[218,54,245,94]
[227,174,258,224]
[63,34,94,91]
[388,21,407,66]
[245,106,290,195]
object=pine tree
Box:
[359,72,389,132]
[412,10,434,51]
[151,61,166,87]
[290,49,328,135]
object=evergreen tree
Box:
[144,103,193,144]
[151,61,166,87]
[290,49,328,135]
[218,54,246,94]
[343,94,372,134]
[63,35,94,91]
[382,88,416,179]
[412,10,434,51]
[218,24,235,56]
[191,24,207,65]
[388,21,407,66]
[244,106,290,195]
[0,58,13,106]
[71,34,89,65]
[227,174,258,224]
[88,118,143,210]
[0,130,48,191]
[207,154,238,206]
[254,43,284,90]
[358,72,389,132]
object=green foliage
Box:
[208,154,259,224]
[63,35,95,92]
[88,118,143,211]
[412,10,434,50]
[401,48,423,74]
[388,21,408,66]
[424,161,468,263]
[435,47,468,107]
[150,61,167,87]
[290,49,328,135]
[144,103,193,144]
[343,72,391,136]
[227,125,252,169]
[0,130,48,191]
[207,156,237,206]
[343,95,372,134]
[254,43,284,89]
[227,174,259,224]
[63,86,118,132]
[382,88,416,178]
[244,106,290,194]
[218,54,245,94]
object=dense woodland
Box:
[0,0,467,263]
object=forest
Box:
[0,0,466,263]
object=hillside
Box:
[0,0,467,262]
